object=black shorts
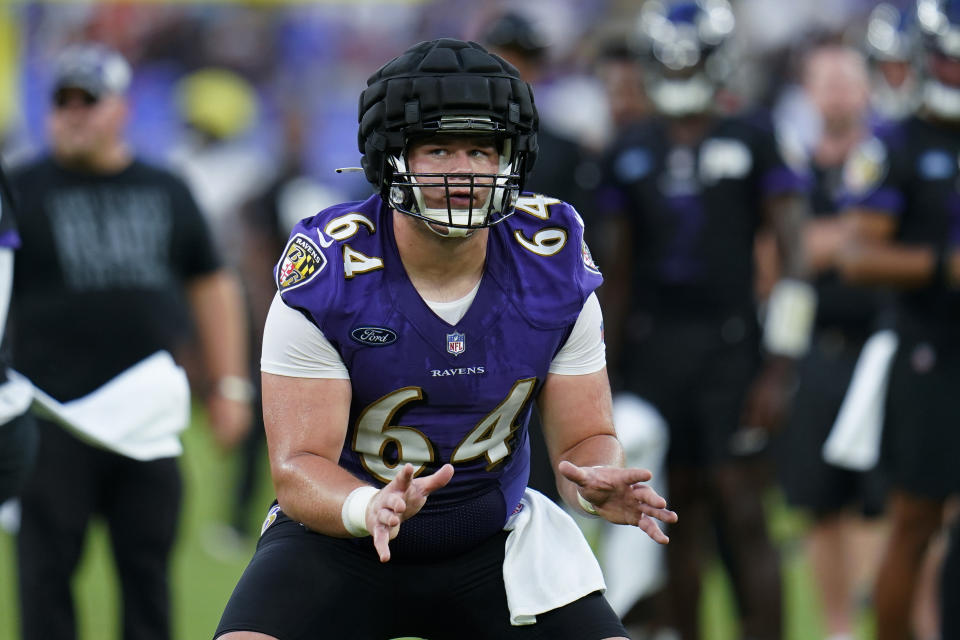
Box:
[774,331,886,517]
[214,509,627,640]
[881,332,960,499]
[620,313,759,467]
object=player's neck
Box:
[393,212,487,303]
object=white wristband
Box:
[341,486,378,537]
[576,491,600,516]
[762,279,817,358]
[215,375,254,402]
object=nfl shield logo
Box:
[446,331,466,356]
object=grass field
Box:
[0,409,877,640]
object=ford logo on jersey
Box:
[351,327,398,346]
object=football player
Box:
[597,2,812,638]
[773,43,889,640]
[837,1,960,638]
[213,38,677,640]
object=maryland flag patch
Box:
[277,233,326,291]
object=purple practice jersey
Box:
[275,193,602,559]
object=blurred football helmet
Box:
[917,0,960,118]
[357,38,538,237]
[635,0,735,117]
[865,3,920,119]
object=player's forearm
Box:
[838,242,943,288]
[768,194,810,280]
[271,451,373,537]
[187,270,250,387]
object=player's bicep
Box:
[262,373,352,470]
[537,368,616,466]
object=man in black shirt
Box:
[9,44,251,640]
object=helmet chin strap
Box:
[648,74,716,117]
[923,79,960,119]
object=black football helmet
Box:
[865,3,920,119]
[357,38,538,236]
[635,0,735,117]
[917,0,960,118]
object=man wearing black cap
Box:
[7,43,252,640]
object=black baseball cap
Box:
[51,44,131,99]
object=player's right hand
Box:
[368,463,454,563]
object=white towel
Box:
[0,371,34,424]
[17,351,190,461]
[598,392,670,616]
[823,330,898,471]
[502,488,606,626]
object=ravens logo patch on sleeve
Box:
[277,233,326,291]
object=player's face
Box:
[930,51,960,88]
[877,59,913,89]
[47,88,127,165]
[406,135,500,211]
[805,50,870,130]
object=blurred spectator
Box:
[836,1,960,638]
[593,35,652,139]
[773,43,890,640]
[8,44,250,640]
[479,9,597,218]
[597,2,812,638]
[167,66,275,256]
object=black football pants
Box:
[17,418,182,640]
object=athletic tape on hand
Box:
[762,279,817,358]
[341,486,379,537]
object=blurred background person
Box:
[479,9,597,219]
[167,66,274,256]
[593,33,653,139]
[7,43,250,640]
[597,2,812,638]
[772,41,890,640]
[836,1,960,638]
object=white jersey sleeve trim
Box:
[548,292,606,375]
[260,293,350,379]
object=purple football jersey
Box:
[276,194,602,557]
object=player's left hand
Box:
[369,462,455,563]
[558,461,677,544]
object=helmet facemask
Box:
[385,117,524,238]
